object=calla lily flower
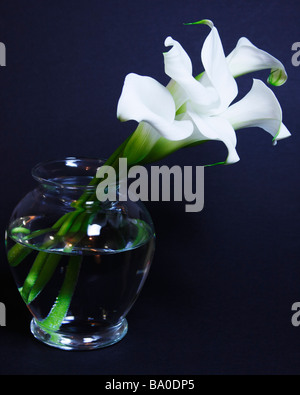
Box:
[116,19,290,166]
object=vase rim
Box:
[31,157,105,190]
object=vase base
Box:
[30,317,128,351]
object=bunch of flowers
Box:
[115,19,290,169]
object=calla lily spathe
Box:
[117,73,193,141]
[116,20,290,166]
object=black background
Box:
[0,0,299,375]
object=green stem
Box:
[20,251,49,303]
[19,210,84,304]
[26,253,62,305]
[56,210,83,237]
[40,255,82,331]
[63,212,94,253]
[68,211,89,235]
[7,242,32,267]
[7,211,82,268]
[73,133,133,209]
[23,227,58,240]
[11,227,31,235]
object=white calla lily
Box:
[222,78,291,141]
[226,37,287,86]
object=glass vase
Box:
[5,158,155,350]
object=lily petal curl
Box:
[226,37,287,86]
[222,79,291,141]
[117,73,193,141]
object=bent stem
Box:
[39,255,82,332]
[23,252,62,305]
[18,210,85,305]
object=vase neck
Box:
[32,157,104,192]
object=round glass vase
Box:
[5,158,155,350]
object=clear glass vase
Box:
[5,158,155,350]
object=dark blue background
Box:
[0,0,299,375]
